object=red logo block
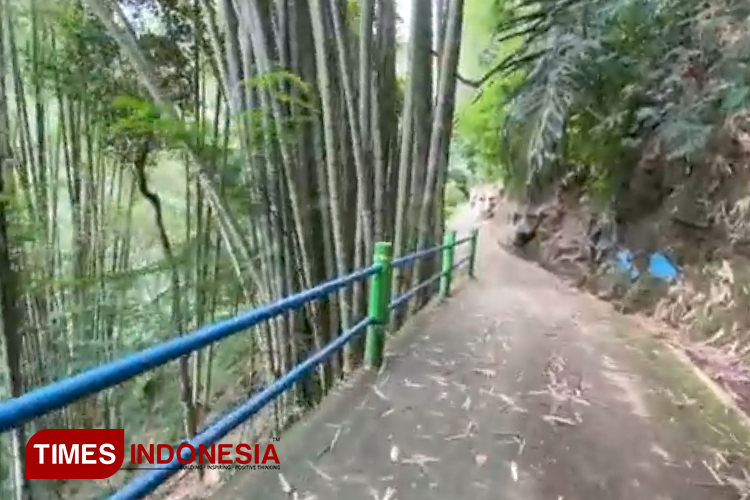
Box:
[25,429,125,479]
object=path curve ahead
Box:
[214,210,750,500]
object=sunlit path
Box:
[214,225,747,500]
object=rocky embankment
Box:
[485,168,750,421]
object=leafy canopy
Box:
[458,0,750,205]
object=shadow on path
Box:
[212,218,750,500]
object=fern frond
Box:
[503,30,600,197]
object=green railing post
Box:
[439,230,457,298]
[468,228,479,278]
[365,242,392,369]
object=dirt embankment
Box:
[486,112,750,421]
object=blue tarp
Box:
[614,249,680,283]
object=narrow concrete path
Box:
[213,219,750,500]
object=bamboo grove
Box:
[0,0,466,498]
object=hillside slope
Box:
[490,117,750,420]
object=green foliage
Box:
[444,181,467,219]
[4,1,257,468]
[455,78,514,180]
[454,0,525,185]
[459,0,750,205]
[346,0,362,30]
[238,69,320,148]
[30,3,121,100]
[108,95,205,150]
[240,70,317,114]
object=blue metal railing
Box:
[0,230,478,500]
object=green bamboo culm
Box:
[439,231,457,298]
[365,242,393,369]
